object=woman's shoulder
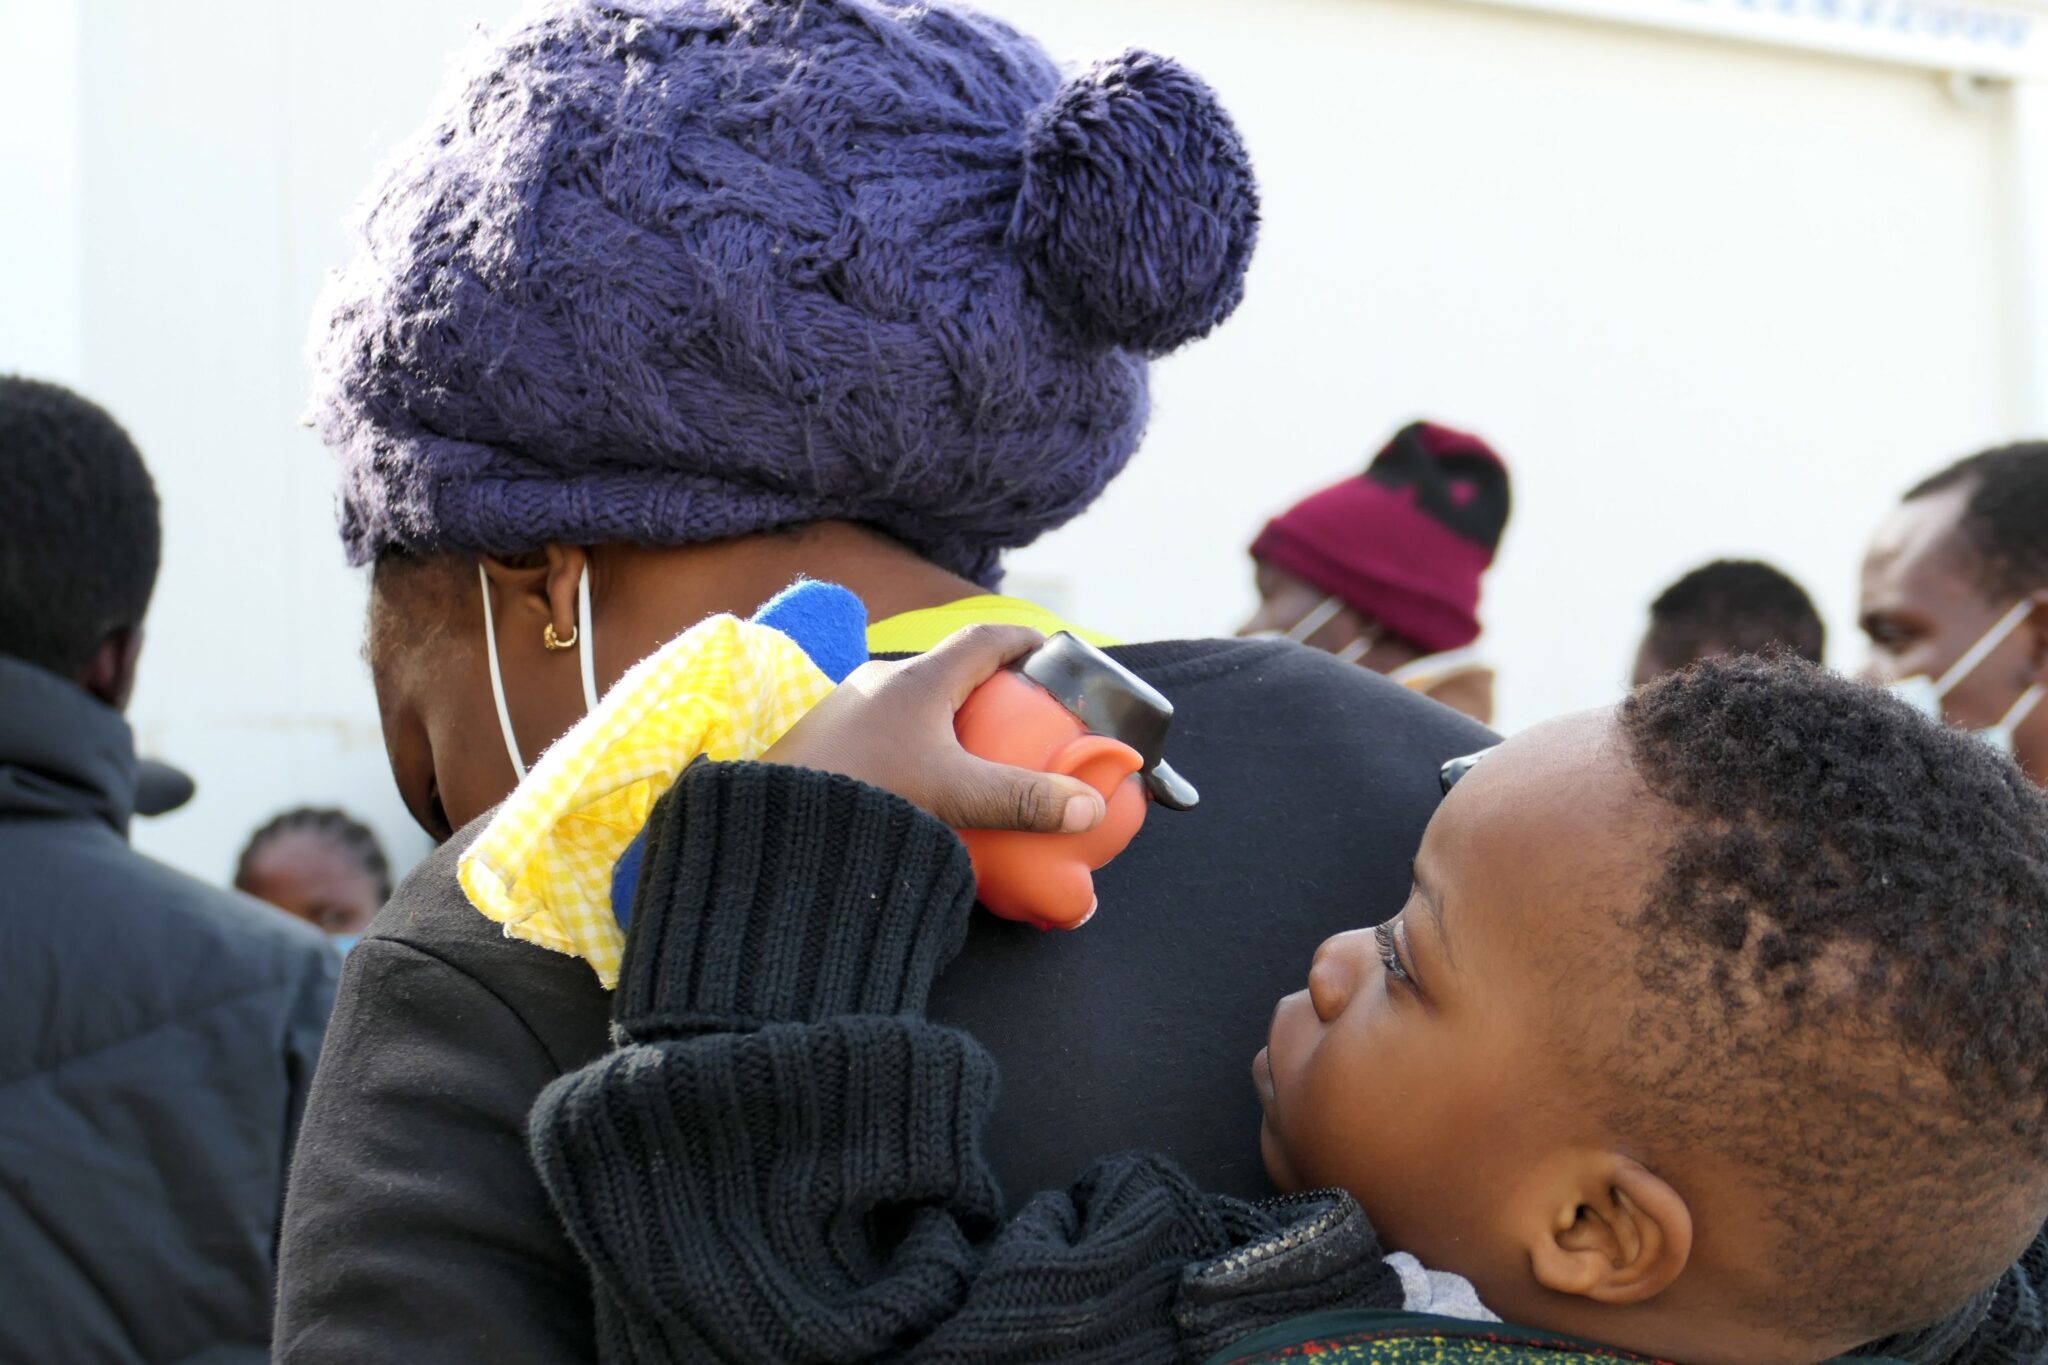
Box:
[361,811,611,1069]
[366,812,503,954]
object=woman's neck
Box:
[592,522,987,673]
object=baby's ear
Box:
[1524,1154,1692,1306]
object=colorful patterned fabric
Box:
[1207,1311,1908,1365]
[1208,1312,1667,1365]
[458,615,833,988]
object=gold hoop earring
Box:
[543,622,579,651]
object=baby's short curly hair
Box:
[1616,655,2048,1343]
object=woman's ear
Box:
[478,548,585,648]
[1525,1154,1692,1307]
[540,544,590,646]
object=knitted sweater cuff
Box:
[612,761,978,1040]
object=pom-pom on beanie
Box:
[1250,422,1512,655]
[311,0,1259,584]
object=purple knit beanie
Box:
[311,0,1259,583]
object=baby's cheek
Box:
[1259,1116,1303,1193]
[1299,1018,1414,1191]
[1270,1062,1357,1192]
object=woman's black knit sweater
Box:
[527,761,1402,1364]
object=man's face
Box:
[1253,711,1648,1298]
[1239,561,1368,648]
[1238,560,1419,676]
[1860,487,2045,755]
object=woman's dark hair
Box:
[236,807,394,903]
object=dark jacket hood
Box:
[0,653,135,834]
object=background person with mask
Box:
[235,806,393,951]
[1860,441,2048,785]
[272,5,1493,1360]
[1240,422,1512,724]
[0,376,337,1364]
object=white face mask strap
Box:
[1390,644,1485,686]
[1995,680,2047,739]
[576,565,598,712]
[1334,630,1378,665]
[1285,595,1347,644]
[479,562,527,783]
[1934,599,2037,697]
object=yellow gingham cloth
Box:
[457,614,834,988]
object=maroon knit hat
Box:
[1250,422,1511,654]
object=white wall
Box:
[0,0,83,386]
[989,0,2024,729]
[5,0,526,882]
[0,0,2028,887]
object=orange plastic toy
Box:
[952,633,1197,930]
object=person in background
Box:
[1860,441,2048,786]
[273,5,1492,1360]
[1630,558,1826,687]
[0,376,336,1364]
[236,806,394,950]
[1240,421,1511,724]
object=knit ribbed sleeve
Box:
[533,1017,1009,1362]
[611,761,978,1040]
[531,760,1401,1364]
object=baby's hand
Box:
[762,625,1107,835]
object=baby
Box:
[530,630,2048,1363]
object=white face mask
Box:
[479,562,599,783]
[1887,599,2045,761]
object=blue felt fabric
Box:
[612,582,870,929]
[751,580,870,685]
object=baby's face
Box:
[1254,710,1649,1295]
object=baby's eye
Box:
[1374,922,1410,983]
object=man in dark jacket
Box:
[0,376,337,1364]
